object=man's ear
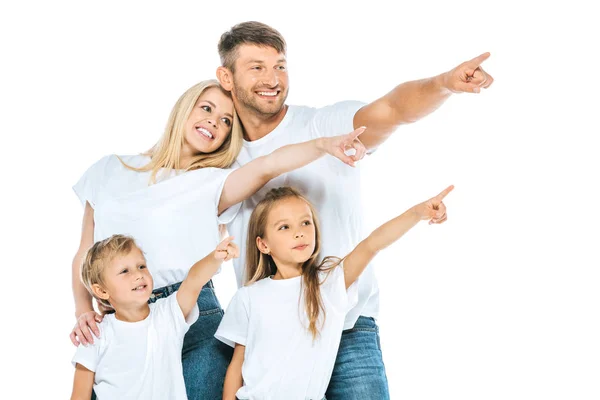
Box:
[216,66,233,91]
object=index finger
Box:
[346,126,366,141]
[465,52,490,68]
[435,185,455,200]
[218,236,235,249]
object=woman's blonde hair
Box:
[123,80,243,183]
[80,234,139,314]
[245,187,342,339]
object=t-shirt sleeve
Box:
[214,287,250,348]
[72,155,113,209]
[153,294,199,338]
[309,101,367,140]
[71,335,101,372]
[215,167,243,225]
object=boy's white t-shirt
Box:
[73,155,240,289]
[72,294,199,400]
[227,102,378,329]
[215,264,359,400]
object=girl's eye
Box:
[302,220,312,226]
[278,225,289,231]
[201,105,211,112]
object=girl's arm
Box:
[218,127,366,214]
[70,364,94,400]
[343,185,454,288]
[223,344,245,400]
[177,237,239,319]
[70,202,103,346]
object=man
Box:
[218,21,492,399]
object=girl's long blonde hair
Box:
[246,187,342,339]
[123,80,243,183]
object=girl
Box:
[216,185,453,400]
[70,79,366,399]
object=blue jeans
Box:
[325,316,390,400]
[150,280,233,400]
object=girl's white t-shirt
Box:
[73,154,240,289]
[215,264,359,400]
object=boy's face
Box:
[96,246,153,309]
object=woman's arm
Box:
[343,185,454,288]
[222,343,245,400]
[70,202,103,346]
[218,127,366,214]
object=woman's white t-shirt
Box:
[73,154,240,289]
[215,264,358,400]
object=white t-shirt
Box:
[73,154,240,289]
[215,264,358,400]
[227,102,378,329]
[72,294,199,400]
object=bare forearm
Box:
[223,360,243,400]
[365,206,421,254]
[72,255,93,318]
[263,138,325,178]
[177,252,222,317]
[356,73,451,149]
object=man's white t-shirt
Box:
[215,264,358,400]
[72,295,199,400]
[73,155,240,289]
[227,102,378,329]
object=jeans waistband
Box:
[149,279,214,303]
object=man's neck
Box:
[237,104,289,142]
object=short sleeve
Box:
[72,155,113,209]
[214,288,250,348]
[71,336,101,372]
[215,167,243,225]
[310,101,366,139]
[152,294,199,338]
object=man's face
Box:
[230,44,289,117]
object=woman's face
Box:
[183,86,234,155]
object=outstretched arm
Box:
[343,185,454,288]
[218,127,366,214]
[355,53,493,150]
[177,237,239,318]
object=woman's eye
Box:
[201,105,211,112]
[221,118,232,127]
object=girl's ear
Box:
[92,283,110,301]
[256,236,270,255]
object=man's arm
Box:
[354,52,493,150]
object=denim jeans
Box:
[150,280,233,400]
[325,316,390,400]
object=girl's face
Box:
[258,197,317,268]
[183,87,234,155]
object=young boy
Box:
[70,234,238,400]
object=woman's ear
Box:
[256,236,270,255]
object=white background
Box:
[1,0,599,398]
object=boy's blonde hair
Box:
[80,234,139,314]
